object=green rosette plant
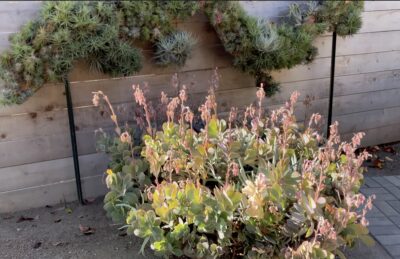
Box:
[94,75,374,258]
[155,31,197,67]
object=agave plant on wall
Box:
[155,31,197,67]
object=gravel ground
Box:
[1,142,398,259]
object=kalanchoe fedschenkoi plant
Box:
[94,73,374,258]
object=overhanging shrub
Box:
[0,1,199,105]
[94,77,374,258]
[205,1,364,94]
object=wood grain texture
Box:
[359,10,400,33]
[364,1,400,12]
[342,122,400,148]
[0,130,98,168]
[271,50,400,83]
[316,30,400,58]
[0,174,107,213]
[0,83,65,116]
[1,73,400,167]
[0,32,12,52]
[275,69,400,103]
[335,106,400,135]
[0,1,41,32]
[0,153,108,192]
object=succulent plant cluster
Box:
[0,1,363,105]
[0,1,199,105]
[205,1,364,95]
[119,1,199,42]
[94,74,374,258]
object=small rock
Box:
[1,215,13,220]
[33,242,42,249]
[16,216,34,223]
[53,242,68,247]
[79,224,95,235]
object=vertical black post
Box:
[327,30,337,138]
[64,77,85,205]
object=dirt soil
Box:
[0,197,156,259]
[363,142,400,177]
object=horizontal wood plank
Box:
[335,106,400,135]
[359,10,400,33]
[3,61,399,119]
[0,130,99,168]
[271,50,400,83]
[0,83,66,117]
[68,44,232,82]
[0,1,42,13]
[0,32,11,52]
[342,122,400,148]
[364,1,400,12]
[0,153,108,192]
[0,66,243,117]
[3,86,399,168]
[316,30,400,58]
[0,174,107,213]
[241,1,298,20]
[275,69,400,103]
[2,68,400,143]
[0,2,41,32]
[332,88,400,116]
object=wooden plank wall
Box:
[0,1,399,212]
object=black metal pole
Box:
[64,77,85,205]
[327,30,337,138]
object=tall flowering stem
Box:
[132,84,153,136]
[92,90,121,135]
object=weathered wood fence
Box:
[0,1,399,212]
